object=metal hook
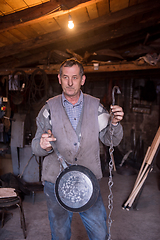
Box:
[112,86,121,105]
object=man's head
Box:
[59,58,84,78]
[58,58,86,103]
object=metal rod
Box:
[112,86,121,106]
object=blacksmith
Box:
[31,58,124,240]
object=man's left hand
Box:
[110,105,124,125]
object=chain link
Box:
[107,116,114,240]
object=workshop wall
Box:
[84,72,159,168]
[0,71,160,176]
[44,72,159,163]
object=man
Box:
[31,58,124,240]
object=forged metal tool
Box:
[112,86,121,106]
[109,85,121,172]
[107,85,121,240]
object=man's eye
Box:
[73,76,77,79]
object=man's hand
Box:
[40,129,56,152]
[110,105,124,125]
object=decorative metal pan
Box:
[55,164,99,212]
[48,140,99,212]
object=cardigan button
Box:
[74,143,77,146]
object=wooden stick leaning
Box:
[134,146,151,187]
[123,126,160,209]
[127,167,151,209]
[123,147,151,208]
[145,126,160,166]
[122,146,151,208]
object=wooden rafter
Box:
[0,0,160,59]
[0,0,102,33]
[0,62,160,75]
[0,1,61,32]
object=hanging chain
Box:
[107,114,114,240]
[107,85,121,240]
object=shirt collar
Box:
[62,91,83,107]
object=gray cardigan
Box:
[31,94,123,183]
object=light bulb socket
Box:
[68,14,72,20]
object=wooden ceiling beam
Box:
[0,51,49,69]
[73,22,160,55]
[0,0,61,32]
[7,24,159,68]
[0,0,160,60]
[0,0,160,62]
[0,62,160,75]
[0,0,101,33]
[1,22,159,69]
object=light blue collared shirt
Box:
[62,91,83,130]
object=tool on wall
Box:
[107,86,121,240]
[0,97,7,119]
[9,70,29,105]
[28,69,48,107]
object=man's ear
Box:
[58,74,61,84]
[81,75,86,86]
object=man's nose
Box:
[68,77,73,86]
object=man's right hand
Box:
[40,129,56,152]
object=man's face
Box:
[58,64,85,101]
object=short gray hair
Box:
[59,58,84,78]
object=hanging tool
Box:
[107,86,121,240]
[109,86,121,172]
[112,86,121,106]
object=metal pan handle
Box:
[49,140,68,169]
[36,119,68,169]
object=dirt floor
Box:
[0,166,160,240]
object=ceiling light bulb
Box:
[68,15,74,29]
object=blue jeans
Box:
[44,181,108,240]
